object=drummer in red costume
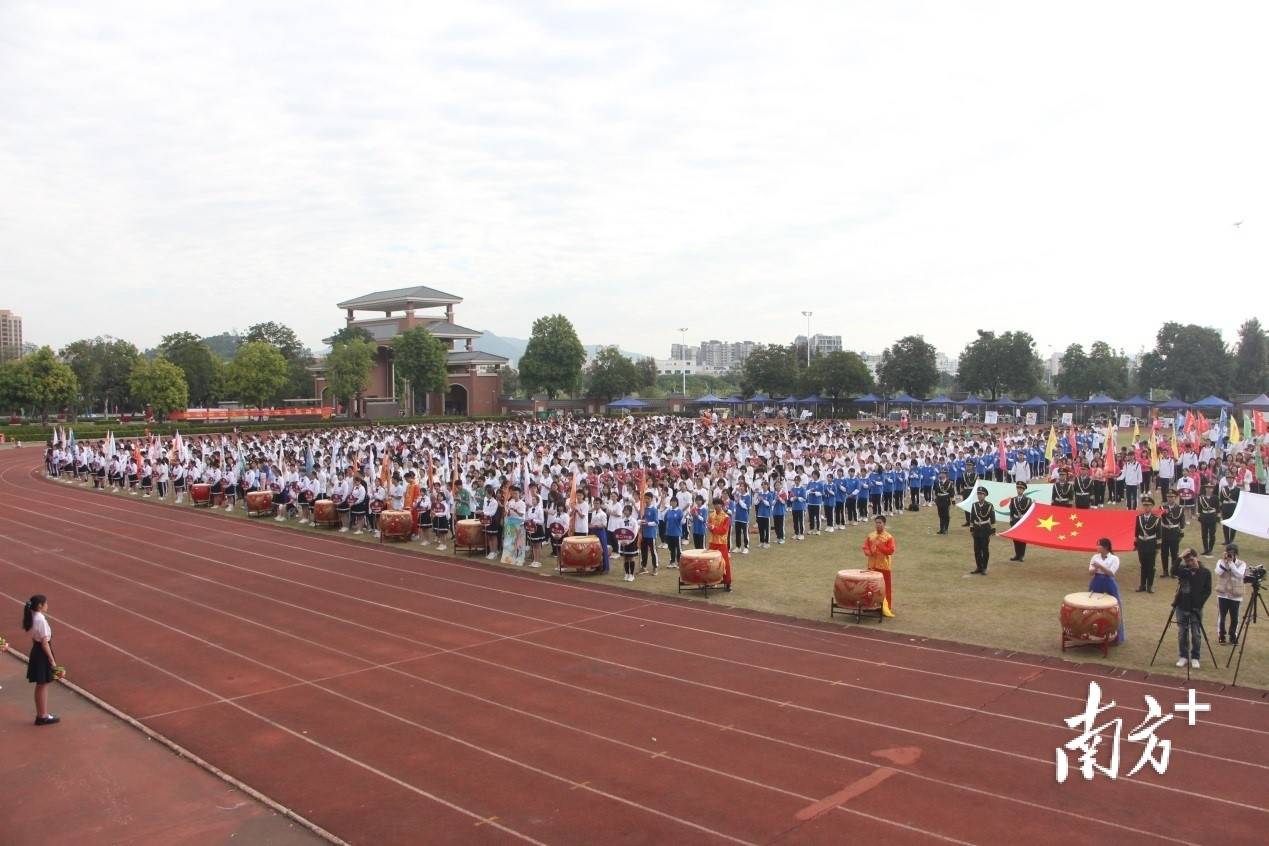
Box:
[862,515,897,616]
[707,497,732,592]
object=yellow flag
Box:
[1170,427,1179,460]
[1132,420,1140,443]
[1149,433,1159,470]
[1044,426,1057,461]
[1230,416,1242,444]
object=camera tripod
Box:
[1225,578,1267,687]
[1150,603,1217,684]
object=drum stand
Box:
[1224,579,1267,687]
[1149,605,1217,684]
[829,598,885,624]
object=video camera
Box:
[1245,564,1266,586]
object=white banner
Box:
[984,410,999,425]
[1024,412,1037,426]
[1119,413,1132,428]
[1061,412,1073,425]
[1222,491,1269,540]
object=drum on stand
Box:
[379,510,412,543]
[190,483,211,508]
[455,519,483,554]
[312,499,338,529]
[245,490,274,518]
[1060,592,1120,657]
[558,535,603,574]
[678,549,725,594]
[830,569,886,623]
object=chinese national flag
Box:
[1000,503,1137,553]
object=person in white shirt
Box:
[1087,538,1125,644]
[1121,458,1143,509]
[1156,455,1175,498]
[23,594,60,725]
[1214,544,1247,645]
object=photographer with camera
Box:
[1214,543,1247,645]
[1172,548,1212,669]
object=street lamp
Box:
[678,327,689,397]
[801,311,813,367]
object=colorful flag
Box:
[997,435,1007,472]
[1170,426,1179,460]
[1104,421,1118,476]
[1131,419,1140,443]
[1184,411,1195,435]
[1149,429,1159,470]
[1229,415,1242,444]
[957,479,1054,518]
[1067,428,1078,459]
[999,503,1138,552]
[1255,410,1267,437]
[1044,426,1057,461]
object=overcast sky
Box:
[3,1,1266,362]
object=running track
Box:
[1,447,1265,846]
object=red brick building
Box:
[312,286,506,418]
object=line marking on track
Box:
[796,769,898,821]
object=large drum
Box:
[830,569,886,622]
[559,535,603,573]
[678,549,725,592]
[245,490,274,517]
[379,510,412,543]
[455,519,483,553]
[1060,592,1120,657]
[190,483,211,507]
[312,499,338,529]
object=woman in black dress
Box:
[24,594,60,726]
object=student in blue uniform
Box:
[866,466,884,519]
[639,491,659,575]
[690,494,707,549]
[807,471,823,535]
[664,498,684,566]
[843,468,862,523]
[732,481,751,554]
[756,480,774,548]
[772,480,788,543]
[790,475,807,540]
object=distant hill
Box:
[476,331,652,368]
[203,331,243,359]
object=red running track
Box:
[1,447,1266,845]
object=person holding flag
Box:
[1007,481,1033,562]
[967,486,996,575]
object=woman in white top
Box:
[1088,538,1126,644]
[24,594,60,725]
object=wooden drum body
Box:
[678,549,725,592]
[830,569,886,622]
[559,535,603,573]
[379,510,412,543]
[455,519,484,553]
[246,490,274,517]
[313,499,338,529]
[190,483,211,507]
[1060,592,1120,657]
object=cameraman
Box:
[1214,543,1247,645]
[1172,548,1212,669]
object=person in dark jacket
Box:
[1172,548,1212,669]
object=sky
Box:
[2,0,1267,363]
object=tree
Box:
[1140,323,1232,401]
[15,347,78,421]
[803,350,873,403]
[1233,318,1267,394]
[330,325,376,346]
[393,327,447,414]
[129,356,189,420]
[740,344,799,396]
[226,341,289,408]
[245,321,313,398]
[157,332,219,406]
[584,346,641,402]
[1055,344,1090,398]
[325,339,375,414]
[500,366,521,397]
[59,336,140,413]
[877,335,938,397]
[1084,341,1129,397]
[635,357,658,390]
[520,314,586,398]
[956,330,1042,399]
[202,331,243,359]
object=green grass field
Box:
[98,480,1269,690]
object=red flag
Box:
[1000,503,1137,553]
[1067,428,1078,460]
[1184,410,1194,435]
[1255,410,1266,436]
[997,436,1007,472]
